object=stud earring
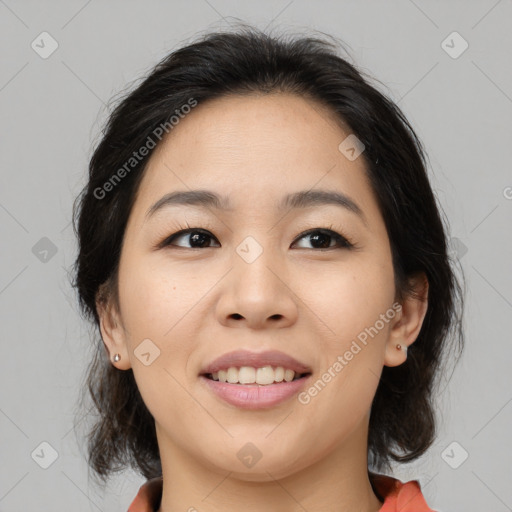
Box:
[396,344,408,354]
[113,353,121,362]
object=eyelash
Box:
[156,223,356,251]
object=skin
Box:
[97,93,429,512]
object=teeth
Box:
[211,366,301,385]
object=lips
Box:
[200,373,312,409]
[199,349,312,376]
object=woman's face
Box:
[99,93,423,481]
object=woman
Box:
[72,25,465,512]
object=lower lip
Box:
[199,374,311,410]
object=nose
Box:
[215,246,299,330]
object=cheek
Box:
[118,259,196,335]
[116,262,198,404]
[297,268,394,434]
[307,258,395,343]
[119,263,200,423]
[306,257,395,413]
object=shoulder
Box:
[127,476,163,512]
[370,472,437,511]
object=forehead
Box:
[130,93,379,224]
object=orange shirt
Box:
[127,472,435,511]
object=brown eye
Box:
[162,229,220,249]
[292,229,354,250]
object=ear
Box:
[384,272,429,367]
[96,284,132,371]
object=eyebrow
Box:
[145,189,367,226]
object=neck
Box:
[155,418,384,512]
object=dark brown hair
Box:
[71,24,465,487]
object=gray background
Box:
[1,0,511,510]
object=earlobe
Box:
[384,272,429,367]
[96,293,132,371]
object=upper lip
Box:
[200,349,312,375]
